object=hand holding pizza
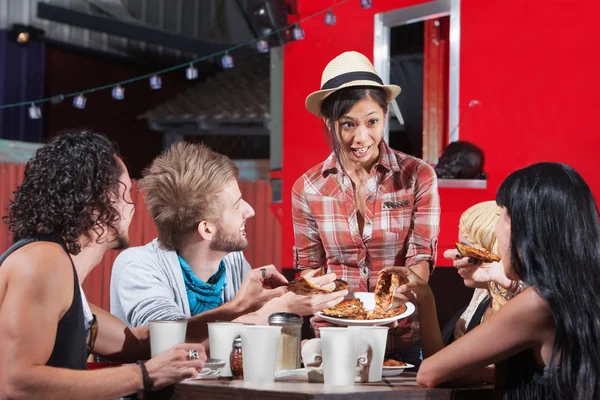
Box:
[383,266,433,307]
[444,247,509,287]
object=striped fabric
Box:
[292,142,440,353]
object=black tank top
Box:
[0,237,87,370]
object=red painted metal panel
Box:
[0,164,280,311]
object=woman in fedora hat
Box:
[292,51,440,367]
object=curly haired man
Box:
[0,131,207,399]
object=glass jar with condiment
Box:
[230,335,243,379]
[268,312,303,371]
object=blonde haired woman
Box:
[445,201,506,345]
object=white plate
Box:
[204,358,226,370]
[382,363,414,377]
[314,292,415,326]
[188,368,221,380]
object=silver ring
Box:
[260,268,267,280]
[189,349,199,360]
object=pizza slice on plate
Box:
[321,298,367,320]
[455,243,501,263]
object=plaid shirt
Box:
[292,142,440,354]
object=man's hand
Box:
[301,269,339,291]
[145,343,207,390]
[443,249,512,288]
[269,289,348,316]
[231,265,289,313]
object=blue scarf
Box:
[178,256,227,316]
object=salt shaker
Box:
[230,336,243,379]
[268,312,303,371]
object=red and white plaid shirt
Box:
[292,142,440,354]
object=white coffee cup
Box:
[320,327,360,386]
[239,325,282,384]
[347,326,389,382]
[207,322,244,377]
[148,320,187,358]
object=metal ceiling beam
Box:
[37,2,230,56]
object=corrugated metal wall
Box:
[0,163,281,311]
[0,0,253,58]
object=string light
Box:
[149,75,162,90]
[256,39,269,54]
[4,0,362,112]
[72,94,86,109]
[325,10,336,25]
[293,24,305,40]
[186,64,198,80]
[360,0,372,9]
[221,53,234,69]
[28,104,41,119]
[112,86,125,100]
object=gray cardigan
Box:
[110,239,251,327]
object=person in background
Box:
[0,131,206,400]
[292,51,440,367]
[433,140,486,180]
[111,142,347,342]
[392,162,600,399]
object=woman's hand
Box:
[443,250,512,289]
[384,266,433,307]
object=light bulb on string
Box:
[28,103,41,120]
[73,94,86,109]
[325,10,336,25]
[112,86,125,100]
[256,39,269,54]
[150,75,162,90]
[186,64,198,80]
[293,24,305,41]
[360,0,372,9]
[221,53,234,69]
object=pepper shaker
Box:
[229,336,243,379]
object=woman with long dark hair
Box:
[394,162,600,399]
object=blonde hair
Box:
[458,201,499,255]
[458,200,506,312]
[139,142,239,251]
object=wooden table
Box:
[168,373,494,400]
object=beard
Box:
[209,225,248,253]
[110,231,130,250]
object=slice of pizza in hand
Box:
[288,275,350,296]
[333,278,349,292]
[373,271,402,312]
[455,243,501,263]
[288,277,333,296]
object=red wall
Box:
[281,0,600,268]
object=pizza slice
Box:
[373,271,402,312]
[455,243,501,263]
[383,359,406,367]
[334,278,349,292]
[322,298,367,320]
[287,277,349,296]
[367,304,408,320]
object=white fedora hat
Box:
[305,51,401,117]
